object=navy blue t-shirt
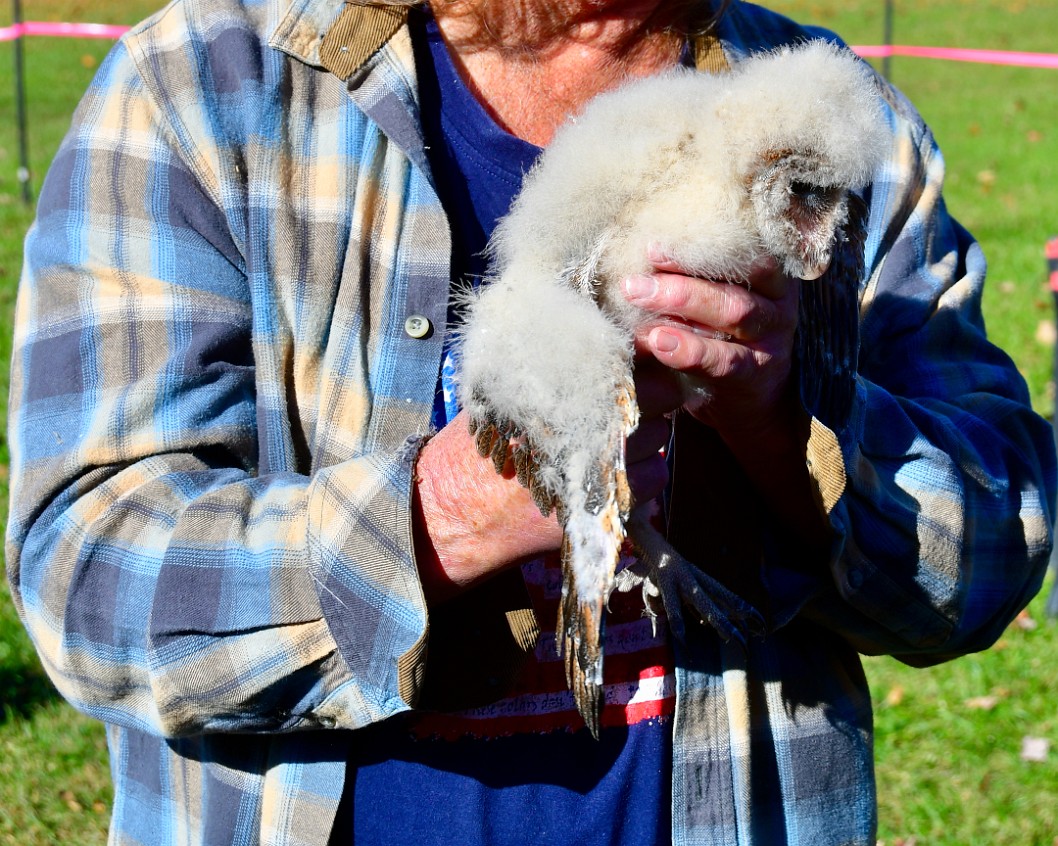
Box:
[417,8,541,428]
[331,11,675,844]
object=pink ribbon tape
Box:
[853,44,1058,69]
[0,21,131,41]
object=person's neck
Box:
[428,0,687,145]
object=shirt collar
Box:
[269,0,409,78]
[270,0,728,81]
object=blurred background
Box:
[0,1,1055,843]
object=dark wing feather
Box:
[796,192,868,432]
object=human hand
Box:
[414,404,674,603]
[413,411,562,602]
[623,248,835,544]
[622,247,801,449]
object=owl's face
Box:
[749,151,854,281]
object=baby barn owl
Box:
[456,41,888,737]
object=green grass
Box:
[865,585,1058,845]
[1,1,1057,843]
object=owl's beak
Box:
[798,252,832,281]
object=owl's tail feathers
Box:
[555,488,628,739]
[622,514,765,647]
[557,547,607,739]
[555,393,636,739]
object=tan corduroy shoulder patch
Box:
[806,415,847,515]
[320,3,409,79]
[692,31,730,73]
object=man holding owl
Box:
[8,0,1053,843]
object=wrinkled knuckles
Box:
[714,285,758,331]
[697,339,748,381]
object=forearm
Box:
[805,375,1054,660]
[7,418,429,736]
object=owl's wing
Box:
[469,356,636,741]
[469,412,556,517]
[553,374,636,739]
[796,192,868,433]
[460,256,638,738]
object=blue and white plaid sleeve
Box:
[715,4,1054,660]
[802,80,1056,659]
[5,5,434,739]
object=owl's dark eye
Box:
[790,181,839,211]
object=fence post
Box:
[1048,237,1058,617]
[12,0,32,203]
[882,0,894,80]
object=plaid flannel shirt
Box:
[7,0,1054,843]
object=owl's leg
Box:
[619,513,764,645]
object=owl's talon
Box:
[612,563,663,636]
[622,521,764,647]
[679,567,764,645]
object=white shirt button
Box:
[404,314,431,339]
